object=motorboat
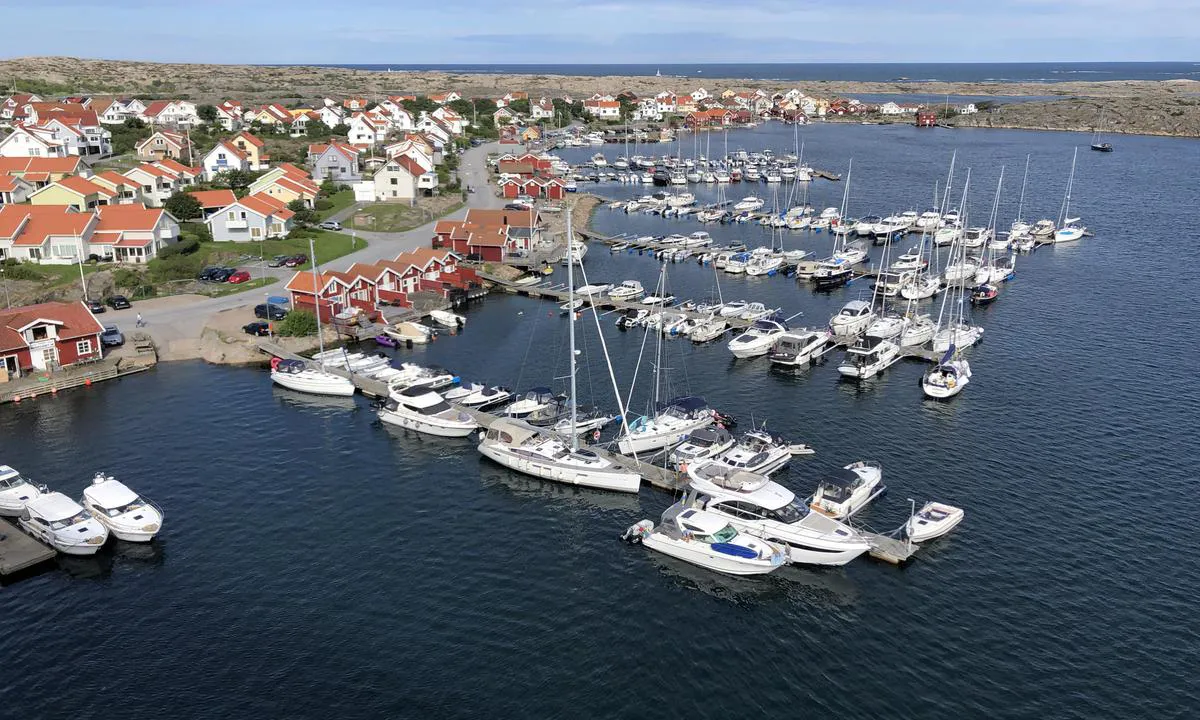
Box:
[768,329,831,367]
[459,385,513,410]
[923,347,972,399]
[837,335,899,380]
[723,253,749,274]
[668,192,696,207]
[669,426,736,470]
[732,196,765,213]
[808,462,885,520]
[18,491,108,555]
[0,465,42,517]
[686,231,713,247]
[616,308,649,329]
[960,227,992,249]
[898,314,936,347]
[608,280,645,301]
[891,249,927,272]
[854,215,881,236]
[933,223,962,246]
[906,502,965,542]
[1031,219,1056,239]
[443,381,484,403]
[683,465,870,566]
[706,430,793,476]
[715,301,745,318]
[479,418,641,493]
[551,407,614,436]
[915,209,942,231]
[975,255,1016,284]
[738,303,777,321]
[872,270,916,299]
[385,321,435,344]
[834,241,870,265]
[1054,218,1086,243]
[617,396,714,455]
[379,387,479,437]
[270,359,356,397]
[641,293,676,306]
[714,169,731,183]
[829,300,874,338]
[744,255,783,277]
[80,473,163,542]
[970,283,999,306]
[560,298,585,315]
[729,317,790,359]
[504,387,567,423]
[872,215,909,242]
[943,258,980,284]
[622,506,787,576]
[575,281,612,298]
[811,259,853,291]
[900,274,942,301]
[689,316,728,344]
[430,310,465,329]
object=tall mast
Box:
[566,209,578,449]
[837,158,852,253]
[653,262,666,408]
[1017,154,1030,223]
[308,236,327,369]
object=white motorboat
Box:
[872,270,916,299]
[834,241,870,266]
[618,396,714,455]
[623,506,787,576]
[443,381,484,403]
[829,300,874,338]
[608,280,645,301]
[744,255,784,277]
[960,227,991,249]
[386,321,435,344]
[379,387,479,437]
[459,385,513,410]
[480,418,640,493]
[389,363,457,392]
[706,429,792,476]
[689,316,728,344]
[732,196,765,213]
[667,192,696,207]
[504,387,566,423]
[669,426,736,470]
[922,347,972,399]
[837,335,899,380]
[683,465,870,566]
[641,293,676,306]
[931,322,984,352]
[738,303,777,322]
[898,314,936,347]
[891,250,927,272]
[854,215,881,236]
[575,282,613,299]
[943,258,980,284]
[900,274,941,301]
[80,473,163,542]
[271,359,356,397]
[561,241,589,265]
[933,223,962,246]
[0,465,42,517]
[18,491,108,555]
[1031,219,1056,239]
[872,215,909,240]
[767,328,831,367]
[728,318,789,359]
[906,502,965,542]
[686,231,713,247]
[430,310,465,328]
[807,461,885,520]
[718,300,748,318]
[915,209,942,231]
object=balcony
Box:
[225,220,249,230]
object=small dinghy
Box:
[905,502,965,542]
[374,334,399,348]
[970,283,999,306]
[430,310,465,328]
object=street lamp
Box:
[1,267,9,308]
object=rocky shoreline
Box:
[3,56,1198,138]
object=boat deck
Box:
[0,518,56,576]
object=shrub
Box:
[0,261,45,281]
[158,236,201,258]
[164,192,204,221]
[111,267,144,289]
[314,198,333,212]
[147,253,204,283]
[277,310,318,337]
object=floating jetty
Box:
[0,517,56,576]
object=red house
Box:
[916,111,938,127]
[284,271,356,321]
[0,301,104,379]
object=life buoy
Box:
[592,429,601,442]
[270,357,282,370]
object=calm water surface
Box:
[2,124,1198,719]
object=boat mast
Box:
[985,166,1005,269]
[935,168,970,333]
[307,236,327,370]
[566,208,578,450]
[653,262,666,409]
[1060,146,1078,224]
[837,158,852,254]
[1016,154,1030,224]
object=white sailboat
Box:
[1053,147,1087,243]
[922,344,972,399]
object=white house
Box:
[431,106,466,135]
[655,92,677,115]
[205,193,295,242]
[0,127,66,158]
[122,164,182,207]
[692,87,710,102]
[346,113,387,147]
[371,154,437,201]
[530,98,555,121]
[878,102,904,116]
[0,174,35,204]
[200,140,250,181]
[959,103,979,115]
[318,105,346,129]
[583,99,621,120]
[215,101,244,130]
[377,101,415,131]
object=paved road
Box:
[126,142,503,358]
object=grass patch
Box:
[352,199,464,233]
[2,262,110,284]
[194,229,364,270]
[316,189,355,220]
[199,276,278,297]
[91,153,141,172]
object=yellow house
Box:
[231,131,269,170]
[247,164,320,209]
[89,171,144,205]
[28,175,116,211]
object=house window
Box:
[251,227,262,238]
[390,178,398,185]
[227,211,236,220]
[76,339,93,355]
[31,326,49,341]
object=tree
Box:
[330,123,351,137]
[319,179,339,197]
[402,97,438,115]
[164,192,203,221]
[306,122,332,139]
[123,117,146,130]
[508,98,530,115]
[288,199,317,226]
[277,310,318,337]
[213,169,255,191]
[197,104,219,123]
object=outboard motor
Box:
[621,520,654,545]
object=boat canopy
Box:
[658,396,710,415]
[686,426,732,446]
[818,468,868,500]
[276,359,306,374]
[85,478,139,510]
[486,418,542,445]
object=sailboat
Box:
[1009,155,1036,253]
[1053,148,1087,243]
[1090,109,1114,152]
[922,344,972,399]
[476,209,641,493]
[974,167,1016,285]
[270,236,356,397]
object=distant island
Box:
[2,56,1198,137]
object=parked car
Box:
[504,203,531,211]
[227,270,252,284]
[197,266,221,281]
[254,303,288,321]
[283,254,308,268]
[318,221,342,231]
[267,255,289,268]
[106,295,131,310]
[242,321,271,337]
[86,299,106,314]
[100,325,125,347]
[211,268,236,282]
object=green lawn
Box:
[352,199,464,233]
[317,190,355,220]
[200,276,278,297]
[194,229,364,270]
[1,261,109,285]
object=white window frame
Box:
[76,339,92,355]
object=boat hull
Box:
[379,408,478,437]
[641,533,782,576]
[271,370,356,397]
[478,444,640,493]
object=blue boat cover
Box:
[712,543,758,559]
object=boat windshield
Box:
[770,500,807,524]
[101,497,147,517]
[50,509,90,531]
[0,472,31,489]
[708,525,738,543]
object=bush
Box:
[112,267,144,289]
[158,236,201,258]
[164,192,204,221]
[0,261,45,281]
[277,310,318,337]
[147,253,204,283]
[314,198,333,212]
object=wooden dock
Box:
[0,352,156,405]
[861,530,919,565]
[0,518,56,576]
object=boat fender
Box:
[270,357,282,370]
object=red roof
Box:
[0,301,104,353]
[187,189,238,209]
[141,100,171,118]
[94,205,166,233]
[0,205,94,247]
[0,156,81,177]
[395,155,428,178]
[233,131,265,148]
[54,174,116,198]
[239,193,294,220]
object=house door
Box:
[2,355,17,378]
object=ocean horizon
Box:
[306,61,1200,83]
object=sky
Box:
[0,0,1196,64]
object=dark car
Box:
[267,255,289,268]
[197,266,222,281]
[211,268,236,282]
[504,203,531,211]
[283,254,308,268]
[100,325,125,347]
[254,303,288,321]
[243,321,271,337]
[86,299,106,314]
[107,295,131,310]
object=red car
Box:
[227,270,251,284]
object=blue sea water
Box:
[323,62,1200,83]
[2,123,1199,718]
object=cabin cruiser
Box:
[899,274,942,301]
[386,321,436,344]
[732,196,765,213]
[872,215,909,242]
[943,257,980,284]
[689,316,728,344]
[915,209,942,231]
[562,241,589,265]
[1031,219,1056,239]
[706,430,793,476]
[685,231,713,247]
[504,387,567,423]
[80,473,163,542]
[906,502,965,542]
[618,396,715,455]
[479,418,640,493]
[865,313,909,340]
[270,359,356,397]
[960,227,992,249]
[714,169,731,183]
[19,491,109,555]
[0,465,42,517]
[723,253,749,274]
[744,254,783,277]
[1054,218,1086,243]
[933,222,963,246]
[459,385,513,410]
[608,280,645,301]
[808,461,885,520]
[829,300,874,338]
[872,270,916,299]
[834,241,870,266]
[898,314,937,347]
[890,249,927,272]
[669,426,736,470]
[683,465,870,566]
[623,506,787,576]
[768,329,831,367]
[923,347,972,399]
[616,308,650,330]
[379,387,479,437]
[837,335,899,380]
[854,215,881,236]
[738,303,777,322]
[574,281,612,299]
[811,259,854,290]
[443,381,484,403]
